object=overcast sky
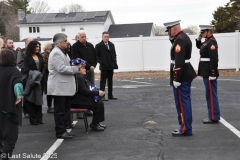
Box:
[39,0,230,28]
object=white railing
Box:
[14,31,240,72]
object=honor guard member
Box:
[163,20,196,136]
[195,25,220,124]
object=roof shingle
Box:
[108,23,154,38]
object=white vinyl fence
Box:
[14,31,240,72]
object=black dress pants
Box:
[0,113,18,160]
[71,100,105,125]
[47,95,53,108]
[25,100,42,124]
[100,70,114,96]
[53,96,71,137]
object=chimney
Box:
[18,9,25,21]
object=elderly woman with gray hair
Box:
[47,33,82,139]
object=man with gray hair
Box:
[48,33,82,139]
[72,30,97,84]
[71,31,97,118]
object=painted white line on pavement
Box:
[113,84,157,88]
[121,80,155,85]
[217,79,240,82]
[220,117,240,138]
[40,121,78,160]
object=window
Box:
[61,26,65,32]
[28,26,40,33]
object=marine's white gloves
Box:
[209,77,216,80]
[197,34,202,41]
[173,81,181,88]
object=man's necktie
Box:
[106,43,110,50]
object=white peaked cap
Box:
[163,20,181,32]
[199,25,214,31]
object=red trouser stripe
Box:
[177,88,186,134]
[208,80,215,120]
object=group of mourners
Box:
[0,31,119,160]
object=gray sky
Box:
[39,0,230,28]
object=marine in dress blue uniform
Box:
[196,25,220,124]
[164,20,197,136]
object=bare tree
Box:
[0,0,10,22]
[182,25,199,35]
[59,6,68,13]
[154,25,168,36]
[29,0,51,13]
[59,3,84,13]
[5,14,19,41]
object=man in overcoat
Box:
[95,31,118,101]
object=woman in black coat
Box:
[71,64,106,131]
[23,40,45,125]
[0,49,23,159]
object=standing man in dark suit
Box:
[95,31,118,101]
[71,31,97,118]
[163,20,196,136]
[72,30,97,84]
[195,25,220,124]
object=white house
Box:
[17,11,115,41]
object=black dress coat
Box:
[0,66,22,125]
[95,40,118,70]
[23,54,45,77]
[195,36,219,77]
[170,31,196,85]
[71,41,97,70]
[71,75,99,107]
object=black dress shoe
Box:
[57,132,73,139]
[203,119,219,124]
[90,124,104,131]
[99,123,106,129]
[108,95,118,100]
[66,132,75,136]
[30,123,39,125]
[172,131,192,136]
[173,129,179,132]
[102,96,108,101]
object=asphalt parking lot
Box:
[11,76,240,160]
